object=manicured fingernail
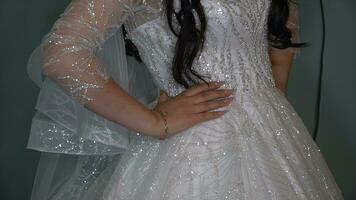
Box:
[224,97,234,102]
[230,89,236,94]
[225,89,235,94]
[224,90,233,94]
[220,110,229,115]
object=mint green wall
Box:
[316,0,356,198]
[288,0,324,134]
[288,0,356,199]
[0,0,354,199]
[0,1,70,199]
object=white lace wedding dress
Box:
[26,0,344,199]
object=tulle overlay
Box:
[27,0,344,199]
[98,86,342,199]
[27,31,159,155]
[30,86,343,199]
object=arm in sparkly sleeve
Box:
[42,0,135,104]
[286,1,301,58]
[269,1,301,96]
[41,0,161,137]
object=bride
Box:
[27,0,344,199]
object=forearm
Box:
[271,63,292,95]
[270,1,301,96]
[84,78,159,137]
[37,0,162,136]
[269,47,295,96]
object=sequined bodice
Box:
[127,0,275,96]
[39,0,296,105]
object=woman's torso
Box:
[124,0,275,96]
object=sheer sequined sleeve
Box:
[41,0,140,105]
[287,1,301,58]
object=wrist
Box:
[146,108,166,139]
[152,108,169,140]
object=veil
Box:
[27,27,159,199]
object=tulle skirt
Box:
[30,86,344,200]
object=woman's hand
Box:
[149,81,235,139]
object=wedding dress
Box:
[26,0,344,199]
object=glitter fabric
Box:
[28,0,344,199]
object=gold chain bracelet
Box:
[153,108,169,140]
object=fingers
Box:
[158,90,169,103]
[181,81,224,97]
[193,97,234,113]
[194,110,228,123]
[191,89,235,104]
